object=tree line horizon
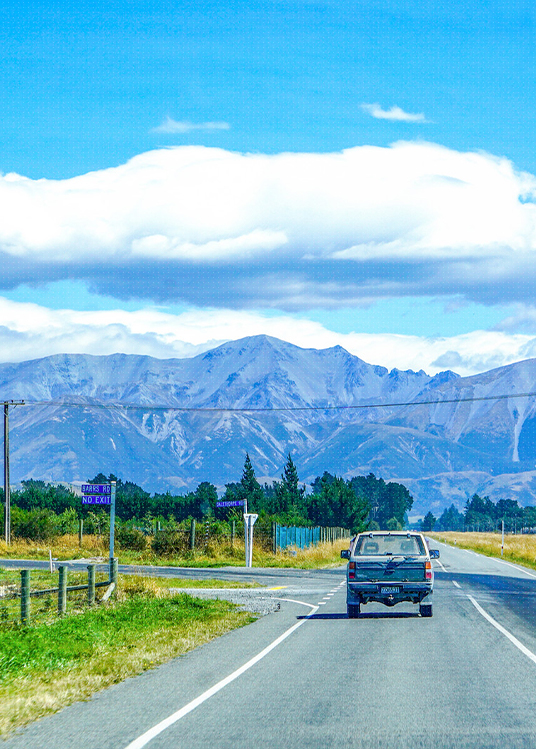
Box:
[4,452,534,540]
[3,453,413,538]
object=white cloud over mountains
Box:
[360,103,428,122]
[0,297,534,378]
[151,117,231,133]
[0,142,535,308]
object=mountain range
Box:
[2,334,536,518]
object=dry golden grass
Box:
[0,575,255,736]
[0,534,350,569]
[264,538,350,568]
[0,534,108,560]
[428,531,536,570]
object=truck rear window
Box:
[354,535,425,556]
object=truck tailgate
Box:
[352,559,426,583]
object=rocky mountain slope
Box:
[2,335,536,516]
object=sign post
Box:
[109,481,116,562]
[81,481,116,575]
[215,497,257,567]
[3,399,25,544]
[243,513,258,568]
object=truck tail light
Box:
[349,561,356,580]
[425,560,432,580]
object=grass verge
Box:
[428,531,536,571]
[0,575,256,736]
[0,535,350,569]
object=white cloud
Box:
[151,117,231,133]
[130,229,287,260]
[0,142,535,308]
[493,304,536,335]
[0,296,533,377]
[361,103,428,122]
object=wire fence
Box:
[273,524,351,551]
[0,561,116,626]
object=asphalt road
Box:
[5,543,536,748]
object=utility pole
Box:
[3,400,24,544]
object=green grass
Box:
[0,578,256,735]
[0,594,244,683]
[0,567,260,628]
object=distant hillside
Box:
[3,334,536,516]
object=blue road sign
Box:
[216,499,244,508]
[82,495,112,505]
[82,484,111,495]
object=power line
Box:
[17,390,536,413]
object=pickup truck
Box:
[341,531,439,618]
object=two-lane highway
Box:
[6,544,536,748]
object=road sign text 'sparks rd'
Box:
[82,495,112,505]
[82,484,111,495]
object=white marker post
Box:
[243,513,258,568]
[243,496,248,567]
[501,519,504,557]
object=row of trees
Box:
[422,494,536,533]
[3,453,414,537]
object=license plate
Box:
[380,586,400,594]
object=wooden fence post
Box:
[20,569,30,625]
[58,566,67,615]
[87,564,95,606]
[110,558,118,585]
[78,518,84,548]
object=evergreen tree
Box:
[421,511,436,532]
[240,453,264,512]
[524,506,536,529]
[274,453,305,514]
[464,494,496,531]
[437,504,464,531]
[349,474,412,529]
[308,474,370,532]
[194,482,219,516]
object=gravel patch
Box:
[168,588,280,616]
[168,587,331,616]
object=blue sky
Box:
[1,0,535,375]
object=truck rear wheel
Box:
[419,603,433,617]
[347,603,361,618]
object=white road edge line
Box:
[492,558,536,579]
[434,559,447,572]
[452,581,461,588]
[439,538,536,579]
[467,595,536,666]
[123,599,319,749]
